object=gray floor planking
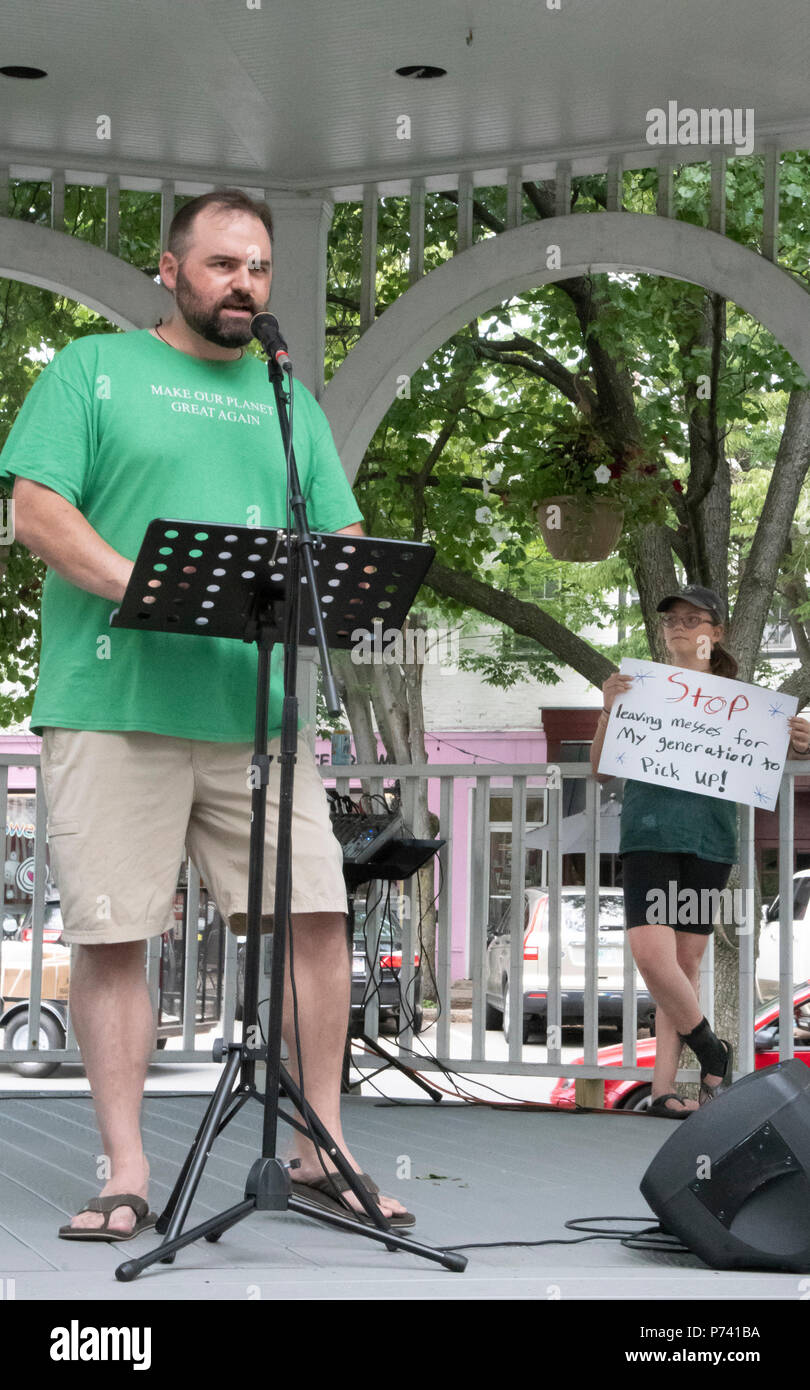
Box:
[0,1091,803,1300]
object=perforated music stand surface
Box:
[110,518,435,646]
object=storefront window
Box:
[488,791,545,924]
[4,793,41,930]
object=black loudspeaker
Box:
[640,1059,810,1272]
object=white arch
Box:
[321,212,810,482]
[0,216,171,327]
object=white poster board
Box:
[598,658,798,811]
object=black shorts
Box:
[620,851,734,935]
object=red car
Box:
[550,983,810,1111]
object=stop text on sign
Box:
[666,669,749,721]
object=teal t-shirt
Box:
[619,778,738,864]
[0,329,363,740]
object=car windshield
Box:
[562,893,625,930]
[352,903,402,950]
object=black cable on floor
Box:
[441,1215,691,1255]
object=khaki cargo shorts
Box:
[39,726,348,946]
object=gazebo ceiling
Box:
[1,0,809,197]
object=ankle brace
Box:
[678,1016,727,1076]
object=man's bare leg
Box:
[66,940,156,1234]
[279,911,408,1219]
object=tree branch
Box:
[423,560,615,688]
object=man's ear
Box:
[158,251,179,291]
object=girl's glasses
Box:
[659,614,713,629]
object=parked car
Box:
[485,886,655,1043]
[234,900,425,1037]
[757,870,810,997]
[350,900,423,1036]
[550,981,810,1111]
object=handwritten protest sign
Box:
[597,658,798,810]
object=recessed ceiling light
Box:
[0,66,48,79]
[395,65,447,80]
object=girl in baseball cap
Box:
[593,589,735,1116]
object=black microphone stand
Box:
[114,325,465,1279]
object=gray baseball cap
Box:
[656,585,726,623]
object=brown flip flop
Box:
[291,1171,415,1228]
[58,1193,158,1242]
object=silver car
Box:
[485,886,655,1042]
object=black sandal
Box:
[58,1193,157,1242]
[290,1171,415,1228]
[647,1092,693,1119]
[699,1039,733,1105]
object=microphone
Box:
[251,312,293,373]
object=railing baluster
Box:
[621,919,637,1071]
[182,858,201,1052]
[778,769,795,1061]
[554,161,571,217]
[50,172,65,231]
[360,184,378,333]
[469,777,490,1061]
[710,149,726,234]
[546,771,562,1067]
[738,803,756,1076]
[145,932,161,1022]
[456,172,474,253]
[160,180,175,255]
[26,766,48,1053]
[762,144,781,263]
[656,157,674,218]
[408,177,425,284]
[105,175,120,256]
[221,922,238,1046]
[507,776,527,1066]
[506,167,522,229]
[436,776,454,1059]
[606,156,622,212]
[583,776,600,1067]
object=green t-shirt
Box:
[619,778,738,864]
[0,329,363,740]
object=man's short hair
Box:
[167,188,274,263]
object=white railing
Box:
[1,750,804,1088]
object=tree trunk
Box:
[332,618,439,992]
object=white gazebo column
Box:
[262,191,336,740]
[263,190,334,397]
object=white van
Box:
[757,870,810,998]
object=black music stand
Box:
[108,517,465,1278]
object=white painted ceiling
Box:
[1,0,809,196]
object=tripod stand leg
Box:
[155,1044,244,1259]
[116,1198,257,1281]
[156,1050,250,1233]
[277,1062,398,1238]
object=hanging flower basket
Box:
[534,494,625,562]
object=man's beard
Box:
[174,264,260,348]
